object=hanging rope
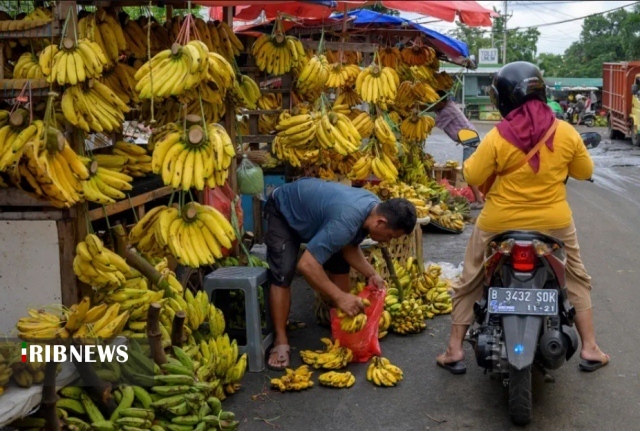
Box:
[147,2,156,125]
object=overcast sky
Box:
[401,0,638,55]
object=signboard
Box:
[479,48,499,64]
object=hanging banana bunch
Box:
[296,54,330,96]
[400,42,436,66]
[316,112,362,156]
[39,38,108,85]
[335,87,362,107]
[351,112,374,139]
[251,24,305,75]
[78,8,128,69]
[325,63,360,89]
[378,46,402,68]
[82,158,134,205]
[13,52,45,79]
[355,64,399,105]
[400,111,435,144]
[374,116,398,157]
[229,74,261,109]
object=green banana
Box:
[171,415,200,426]
[153,374,195,386]
[80,393,105,423]
[90,420,115,431]
[11,417,47,428]
[96,369,120,382]
[165,424,195,431]
[119,408,154,420]
[160,363,194,378]
[219,411,236,421]
[115,417,152,428]
[150,394,186,408]
[150,385,191,395]
[165,401,189,416]
[64,417,91,431]
[172,346,194,371]
[57,398,86,415]
[59,386,86,400]
[207,397,222,415]
[132,386,153,409]
[194,422,206,431]
[110,385,134,421]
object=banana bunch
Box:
[0,119,42,172]
[271,365,314,392]
[73,233,132,289]
[61,80,131,133]
[252,32,305,75]
[356,65,399,105]
[444,160,459,169]
[431,71,454,91]
[371,152,399,183]
[319,371,356,389]
[400,112,435,144]
[384,289,426,335]
[10,126,90,208]
[296,55,330,95]
[127,205,167,258]
[335,87,362,107]
[152,202,236,268]
[82,159,134,204]
[271,139,318,168]
[425,279,453,316]
[374,116,398,156]
[429,203,465,231]
[351,112,374,138]
[12,52,45,79]
[366,356,403,387]
[182,289,210,331]
[325,63,361,88]
[191,333,243,390]
[300,338,353,369]
[399,146,434,186]
[78,8,128,68]
[400,44,436,66]
[208,19,244,63]
[378,310,392,339]
[104,286,164,328]
[410,65,435,84]
[229,74,261,109]
[39,38,107,86]
[72,302,130,340]
[395,81,419,109]
[378,46,402,68]
[108,141,153,178]
[336,298,370,333]
[8,359,44,388]
[317,112,362,155]
[348,154,374,180]
[0,7,51,32]
[151,120,235,190]
[273,112,319,151]
[332,103,352,116]
[412,80,440,104]
[257,94,281,134]
[99,63,140,105]
[122,16,157,58]
[15,308,69,341]
[0,362,11,397]
[326,50,361,65]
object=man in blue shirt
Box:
[263,178,417,369]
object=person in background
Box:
[436,61,609,374]
[263,178,417,370]
[432,91,485,209]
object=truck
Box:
[602,61,640,145]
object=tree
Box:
[536,53,564,76]
[363,3,400,16]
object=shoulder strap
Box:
[498,119,558,177]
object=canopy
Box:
[197,0,496,26]
[337,9,470,64]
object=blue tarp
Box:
[333,9,470,62]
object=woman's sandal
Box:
[267,344,291,371]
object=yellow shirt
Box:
[464,121,594,232]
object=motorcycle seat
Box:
[490,230,565,248]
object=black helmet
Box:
[490,61,547,118]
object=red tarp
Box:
[198,0,496,26]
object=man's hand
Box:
[335,292,365,317]
[368,274,386,290]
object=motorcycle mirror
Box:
[580,132,602,149]
[457,129,480,146]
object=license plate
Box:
[488,288,558,316]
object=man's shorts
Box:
[262,197,350,287]
[463,145,477,163]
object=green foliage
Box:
[536,53,565,76]
[362,4,400,17]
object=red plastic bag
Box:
[203,182,242,256]
[330,286,386,363]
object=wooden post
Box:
[171,310,186,347]
[41,362,60,431]
[57,216,79,306]
[147,303,167,365]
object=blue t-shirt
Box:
[273,178,380,264]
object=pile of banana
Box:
[252,31,305,75]
[101,141,152,178]
[0,7,51,31]
[349,151,399,183]
[61,79,131,133]
[9,359,45,388]
[0,363,11,397]
[400,112,436,144]
[336,298,370,333]
[378,310,392,339]
[99,63,140,106]
[12,52,45,79]
[151,119,235,190]
[38,38,106,86]
[73,233,131,289]
[300,338,353,369]
[429,202,465,232]
[385,290,427,335]
[78,8,127,68]
[399,147,435,186]
[271,365,314,392]
[356,64,399,105]
[319,371,356,389]
[295,54,330,95]
[366,356,403,387]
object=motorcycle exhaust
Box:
[539,329,567,370]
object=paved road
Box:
[226,124,640,430]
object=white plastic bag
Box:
[237,155,264,195]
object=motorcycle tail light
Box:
[511,243,537,271]
[498,239,515,255]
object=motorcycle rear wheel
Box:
[509,365,532,426]
[584,117,595,127]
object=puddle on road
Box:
[587,137,640,202]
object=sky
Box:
[400,0,639,56]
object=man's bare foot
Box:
[580,345,609,364]
[436,347,465,365]
[267,344,290,371]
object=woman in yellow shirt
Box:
[436,62,609,374]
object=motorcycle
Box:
[456,129,601,425]
[565,104,596,127]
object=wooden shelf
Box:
[240,135,276,144]
[0,20,60,40]
[0,79,51,99]
[87,185,173,221]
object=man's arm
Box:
[297,250,364,316]
[341,244,385,289]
